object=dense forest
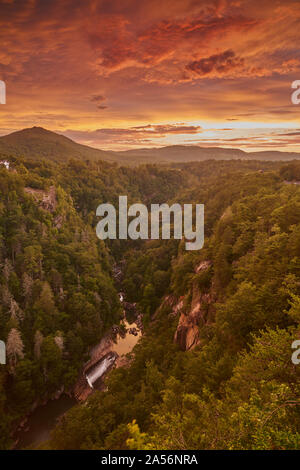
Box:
[0,155,299,450]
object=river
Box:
[15,313,142,449]
[15,395,77,449]
[112,318,142,356]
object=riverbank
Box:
[74,307,142,401]
[14,298,143,448]
[13,263,143,449]
[14,394,77,449]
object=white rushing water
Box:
[85,355,116,388]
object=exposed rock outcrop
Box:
[153,294,180,319]
[174,260,214,351]
[195,260,212,273]
[24,185,57,212]
[74,335,113,401]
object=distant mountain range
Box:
[0,126,299,165]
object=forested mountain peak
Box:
[0,127,111,163]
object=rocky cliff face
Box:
[174,260,214,351]
[24,185,57,211]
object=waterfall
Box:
[85,355,116,388]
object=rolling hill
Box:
[0,127,111,162]
[0,126,300,165]
[117,145,300,163]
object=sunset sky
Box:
[0,0,300,151]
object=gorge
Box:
[14,268,143,449]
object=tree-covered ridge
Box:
[0,156,299,450]
[0,165,121,448]
[44,162,300,450]
[0,155,202,448]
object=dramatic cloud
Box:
[186,50,245,78]
[0,0,300,151]
[64,123,203,149]
[132,124,202,134]
[90,94,107,109]
[90,95,106,103]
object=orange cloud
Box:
[0,0,300,151]
[186,50,245,78]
